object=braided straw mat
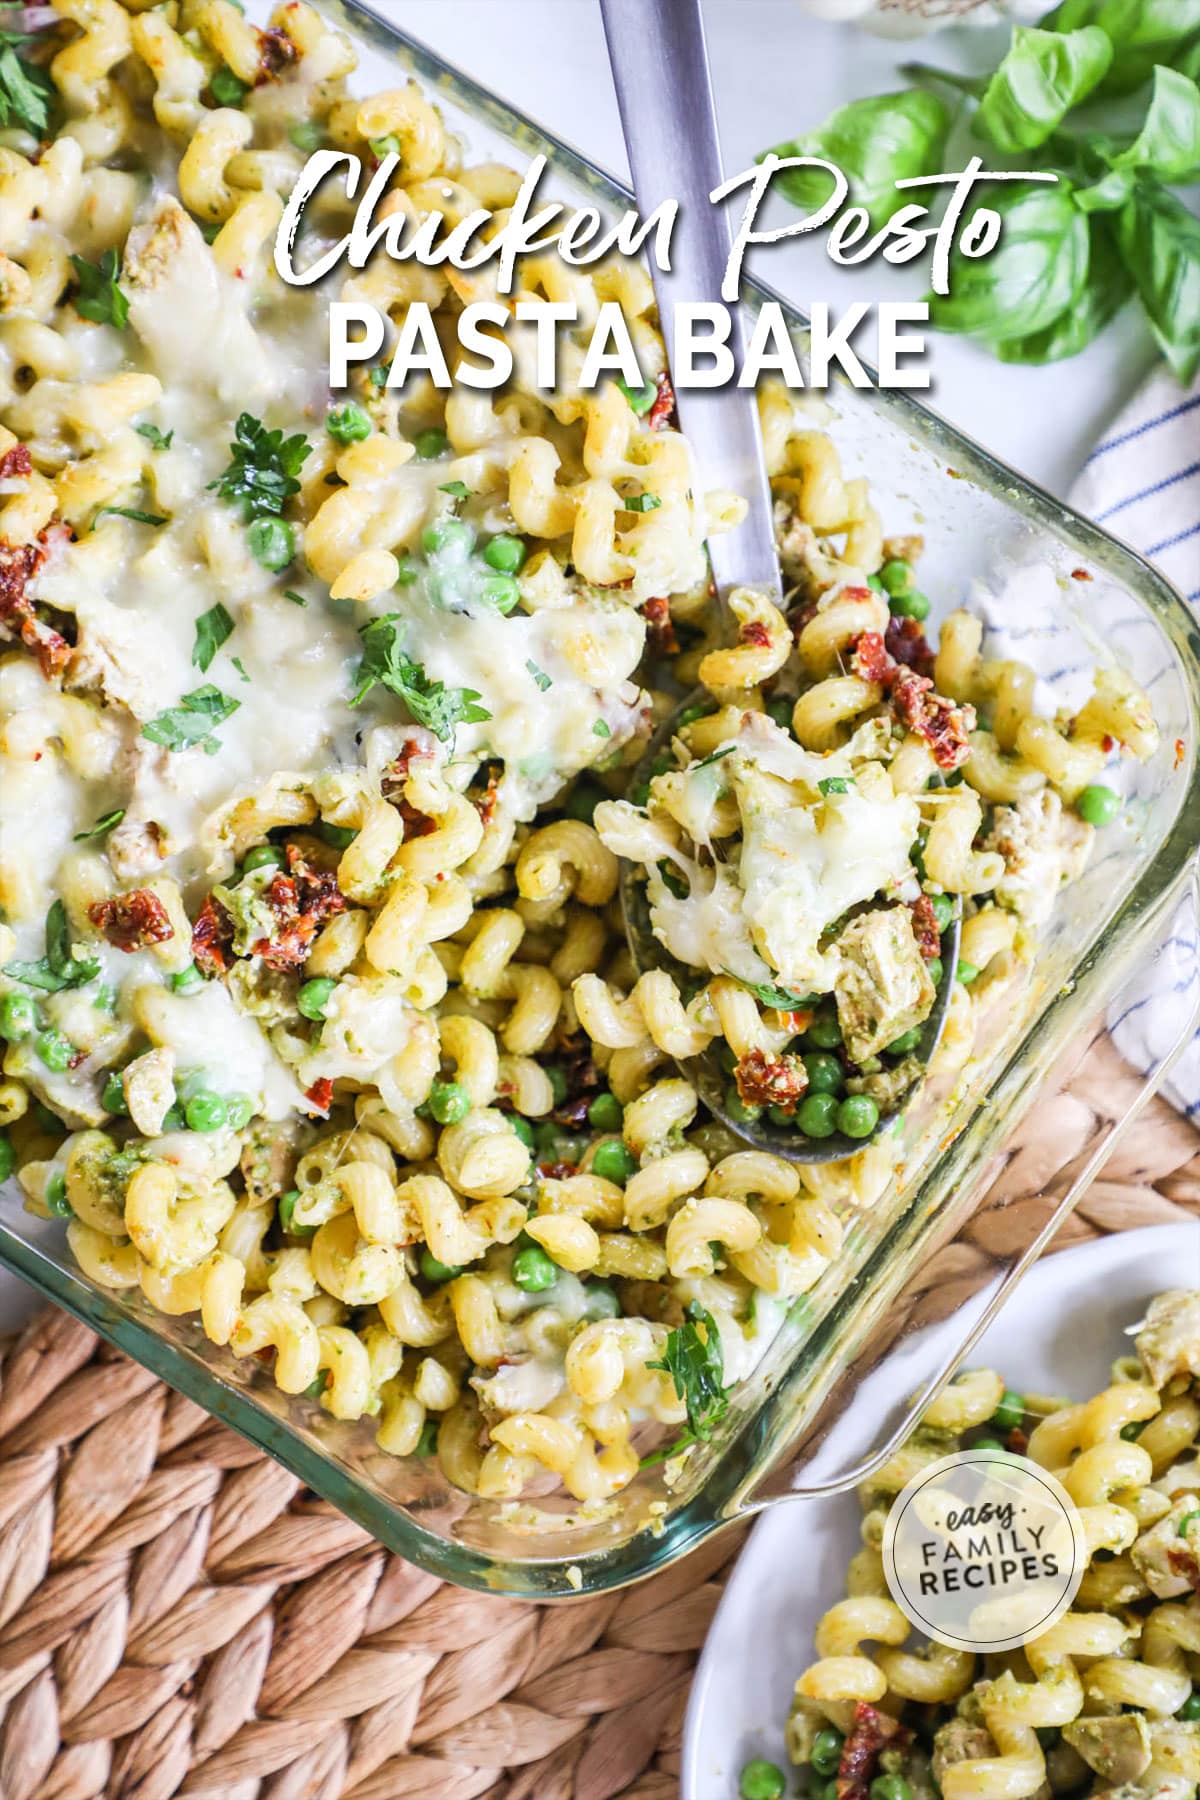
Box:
[1,1048,1198,1800]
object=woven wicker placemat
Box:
[1,1083,1198,1800]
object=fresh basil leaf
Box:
[349,615,491,744]
[74,807,126,842]
[1075,165,1138,210]
[978,26,1112,151]
[141,685,240,755]
[1045,0,1200,92]
[765,90,950,228]
[1115,181,1200,381]
[929,180,1089,343]
[192,602,234,673]
[1107,64,1200,177]
[991,217,1132,360]
[91,505,168,530]
[135,423,174,451]
[69,248,128,329]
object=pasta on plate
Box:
[775,1290,1200,1800]
[0,0,1160,1503]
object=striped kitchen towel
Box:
[1071,367,1200,1120]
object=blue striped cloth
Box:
[1071,370,1200,1118]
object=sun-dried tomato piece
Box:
[885,614,934,679]
[191,893,234,976]
[734,1048,808,1114]
[380,729,439,801]
[641,594,678,657]
[0,444,32,481]
[250,848,347,970]
[471,765,501,829]
[740,617,773,649]
[536,1159,578,1180]
[256,24,297,78]
[850,629,891,686]
[891,665,974,771]
[88,889,174,953]
[647,371,676,431]
[304,1077,333,1116]
[0,525,71,679]
[908,894,941,962]
[837,1703,911,1800]
[396,799,436,840]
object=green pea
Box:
[805,1010,843,1050]
[583,1279,622,1319]
[325,403,372,445]
[247,516,295,571]
[564,781,606,823]
[279,1190,314,1237]
[973,1435,1005,1451]
[870,1777,912,1800]
[415,1417,440,1458]
[929,893,955,933]
[879,558,913,597]
[512,1241,558,1291]
[1178,1690,1200,1719]
[1177,1508,1200,1538]
[170,963,205,994]
[926,956,944,990]
[102,1070,128,1114]
[288,120,325,153]
[591,1139,638,1184]
[413,427,449,459]
[587,1091,623,1132]
[838,1094,880,1139]
[225,1094,254,1130]
[370,133,401,159]
[991,1389,1025,1434]
[810,1727,844,1778]
[0,1134,13,1183]
[866,573,885,593]
[546,1066,569,1108]
[1120,1418,1146,1441]
[483,532,526,574]
[420,1247,463,1284]
[739,1760,786,1800]
[297,977,337,1022]
[724,1085,763,1125]
[184,1091,226,1133]
[478,571,520,614]
[1077,783,1121,827]
[889,590,930,622]
[956,960,979,985]
[886,1027,922,1057]
[429,1079,471,1125]
[767,1104,798,1126]
[45,1170,71,1216]
[507,1108,536,1152]
[210,65,248,106]
[303,1372,329,1399]
[421,515,473,559]
[394,557,420,587]
[797,1092,839,1139]
[0,992,36,1041]
[36,1030,73,1072]
[802,1051,844,1096]
[316,820,357,849]
[243,844,287,873]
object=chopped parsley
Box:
[69,249,128,329]
[647,1302,729,1441]
[623,491,661,513]
[0,25,52,136]
[191,603,234,672]
[5,900,101,993]
[616,374,657,416]
[135,423,174,452]
[211,412,311,521]
[349,614,491,746]
[526,660,552,692]
[818,776,854,796]
[91,505,168,531]
[695,745,735,769]
[73,808,126,843]
[283,589,308,607]
[437,480,471,500]
[592,719,612,738]
[141,685,240,756]
[733,975,820,1011]
[231,656,250,682]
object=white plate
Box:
[682,1219,1200,1800]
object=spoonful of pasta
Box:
[584,0,962,1164]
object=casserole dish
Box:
[1,0,1199,1596]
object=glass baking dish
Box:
[3,0,1200,1597]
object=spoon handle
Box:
[599,0,779,600]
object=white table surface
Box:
[0,0,1163,1333]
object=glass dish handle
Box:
[739,854,1200,1516]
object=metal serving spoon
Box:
[599,0,960,1162]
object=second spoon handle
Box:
[599,0,779,600]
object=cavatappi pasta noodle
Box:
[768,1291,1200,1800]
[0,3,1160,1504]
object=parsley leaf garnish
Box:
[135,423,174,451]
[438,480,471,499]
[593,719,612,738]
[5,899,102,992]
[141,685,240,755]
[69,249,128,329]
[283,589,308,607]
[73,808,126,842]
[349,615,491,746]
[647,1302,729,1441]
[231,656,250,682]
[623,491,661,513]
[695,745,735,769]
[0,33,52,136]
[91,505,168,531]
[818,775,854,796]
[526,659,552,692]
[211,412,311,520]
[731,974,820,1011]
[192,602,234,673]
